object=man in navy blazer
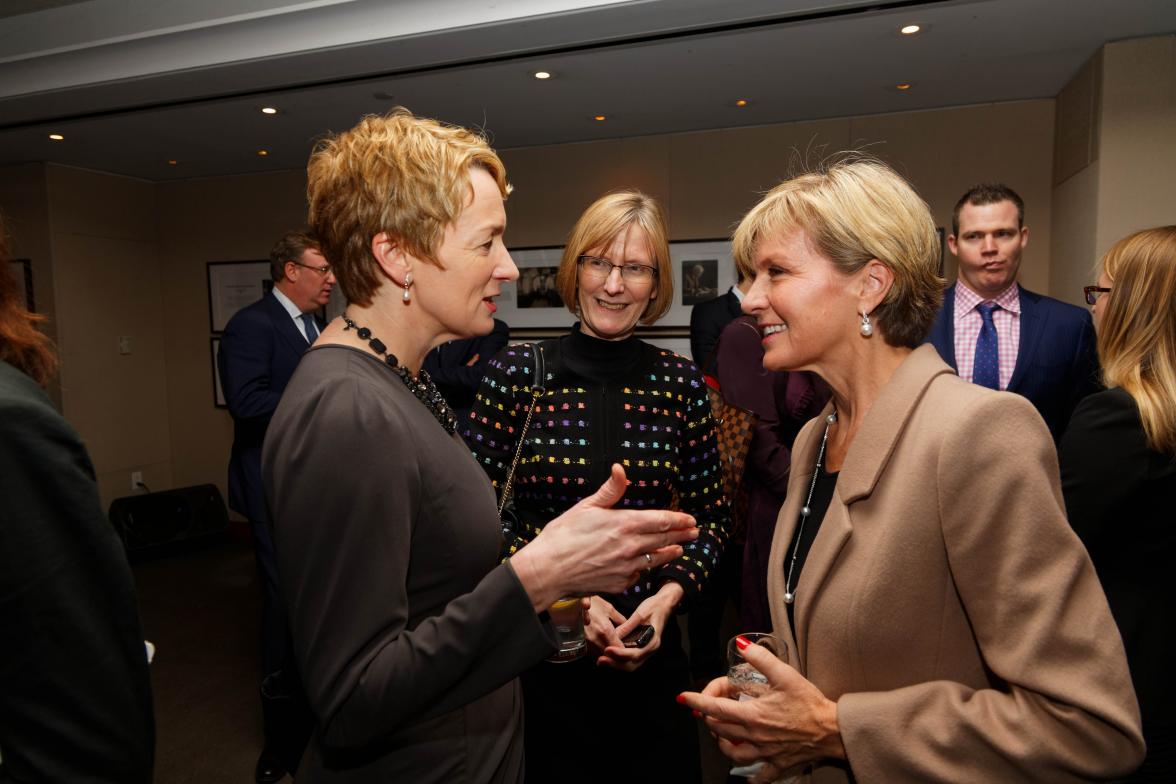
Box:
[926,184,1099,443]
[218,231,334,782]
[689,276,748,376]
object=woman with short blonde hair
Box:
[265,112,698,783]
[681,156,1143,782]
[1060,225,1176,783]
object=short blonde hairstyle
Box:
[306,108,509,306]
[555,190,674,324]
[1097,225,1176,455]
[733,155,943,348]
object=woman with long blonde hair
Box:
[1060,225,1176,782]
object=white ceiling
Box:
[2,0,1174,182]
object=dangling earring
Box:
[859,311,873,337]
[402,272,413,303]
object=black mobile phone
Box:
[622,624,654,648]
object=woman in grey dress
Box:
[261,109,699,783]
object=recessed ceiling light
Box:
[734,99,750,108]
[261,106,278,115]
[593,115,606,122]
[257,149,269,157]
[533,71,552,80]
[48,133,64,141]
[900,24,921,35]
[895,82,913,91]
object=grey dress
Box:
[263,345,555,783]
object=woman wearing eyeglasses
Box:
[466,191,728,783]
[1061,226,1176,782]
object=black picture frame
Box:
[207,260,271,333]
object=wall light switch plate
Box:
[131,471,143,490]
[118,336,132,355]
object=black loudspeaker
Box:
[109,484,230,557]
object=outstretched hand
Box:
[511,464,697,611]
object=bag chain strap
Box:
[497,346,545,517]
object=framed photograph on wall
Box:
[8,258,34,311]
[207,260,272,333]
[210,337,227,408]
[662,239,736,328]
[495,246,576,331]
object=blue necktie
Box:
[973,302,999,390]
[299,313,318,343]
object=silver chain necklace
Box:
[783,409,837,605]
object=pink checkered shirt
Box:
[953,282,1020,390]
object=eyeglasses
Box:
[291,260,333,277]
[577,255,658,283]
[1083,285,1111,306]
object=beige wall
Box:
[43,165,173,508]
[1096,35,1176,254]
[1050,35,1176,308]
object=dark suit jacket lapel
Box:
[791,346,954,669]
[1007,287,1042,393]
[725,289,742,320]
[928,284,958,371]
[264,292,311,356]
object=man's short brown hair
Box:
[306,108,509,307]
[951,183,1024,236]
[268,231,321,282]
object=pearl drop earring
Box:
[860,311,873,337]
[403,272,413,303]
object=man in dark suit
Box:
[218,231,333,783]
[424,317,509,421]
[926,184,1100,442]
[689,274,748,376]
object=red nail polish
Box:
[692,709,701,718]
[675,693,687,704]
[735,635,751,650]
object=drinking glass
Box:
[726,633,791,780]
[726,633,785,698]
[546,597,586,663]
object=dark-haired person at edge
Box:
[466,191,728,783]
[263,111,699,783]
[0,214,155,782]
[423,316,509,419]
[716,314,829,634]
[679,157,1143,783]
[218,230,333,782]
[1060,225,1176,782]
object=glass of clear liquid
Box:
[725,633,786,779]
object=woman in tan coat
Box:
[680,157,1144,782]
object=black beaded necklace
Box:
[342,314,458,435]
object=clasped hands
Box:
[582,581,684,671]
[677,640,846,783]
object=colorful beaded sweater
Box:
[464,328,729,614]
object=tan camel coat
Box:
[766,345,1144,782]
